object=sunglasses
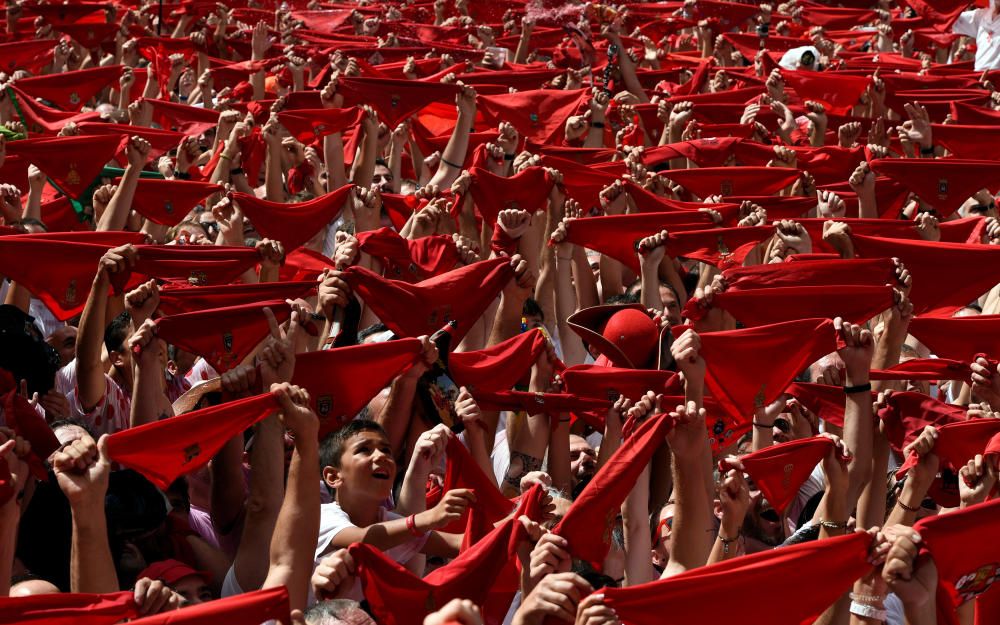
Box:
[773,417,791,433]
[651,516,673,541]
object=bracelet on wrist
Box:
[230,167,245,176]
[819,520,848,530]
[591,121,605,129]
[850,601,887,620]
[896,498,920,512]
[503,153,516,161]
[849,593,886,604]
[718,531,741,555]
[219,152,232,161]
[752,421,774,429]
[843,382,871,394]
[175,171,191,180]
[405,514,425,537]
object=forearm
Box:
[234,415,285,591]
[262,438,320,611]
[487,295,526,347]
[324,134,348,191]
[599,255,624,301]
[596,421,622,469]
[396,462,431,517]
[129,363,174,428]
[623,463,653,587]
[388,142,403,194]
[209,435,247,534]
[351,129,378,189]
[429,111,473,188]
[23,187,42,221]
[373,378,418,458]
[514,29,532,64]
[816,485,849,540]
[77,276,110,409]
[547,415,572,495]
[97,165,141,231]
[70,503,119,593]
[707,515,744,565]
[751,405,774,452]
[554,254,587,365]
[663,455,713,577]
[264,149,286,202]
[0,506,18,596]
[639,263,662,314]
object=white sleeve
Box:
[953,9,982,38]
[314,503,357,562]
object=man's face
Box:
[569,435,597,485]
[742,490,784,550]
[372,165,394,193]
[172,574,213,605]
[659,285,681,326]
[327,431,397,500]
[46,326,77,367]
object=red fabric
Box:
[476,88,588,144]
[450,329,550,393]
[665,166,801,197]
[554,412,677,569]
[562,365,677,404]
[79,123,185,163]
[143,98,221,135]
[380,193,423,231]
[342,257,513,344]
[851,235,1000,316]
[799,7,879,29]
[560,213,732,274]
[785,382,851,428]
[111,245,262,292]
[782,70,870,114]
[156,281,317,316]
[686,284,894,327]
[0,39,55,74]
[106,393,280,489]
[277,107,365,143]
[457,167,553,229]
[899,0,970,30]
[290,339,422,438]
[950,100,1000,125]
[732,144,866,186]
[642,137,743,168]
[14,65,122,112]
[433,434,514,538]
[908,315,1000,362]
[0,590,138,625]
[3,388,61,479]
[916,499,1000,625]
[350,486,547,625]
[603,531,873,625]
[797,217,986,250]
[666,226,776,269]
[279,247,336,281]
[688,318,838,449]
[877,390,968,455]
[473,390,611,417]
[870,358,974,381]
[897,418,1000,479]
[124,179,222,226]
[7,134,129,197]
[0,233,144,320]
[154,300,291,373]
[337,77,460,126]
[723,436,836,513]
[625,181,740,222]
[7,85,101,135]
[124,586,289,625]
[869,158,1000,217]
[723,257,897,290]
[231,186,352,252]
[931,124,1000,160]
[355,227,459,282]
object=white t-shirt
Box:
[954,5,1000,70]
[312,502,428,603]
[59,360,130,435]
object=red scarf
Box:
[0,590,137,625]
[908,315,1000,362]
[355,227,459,282]
[476,88,589,143]
[124,586,289,625]
[664,166,800,198]
[877,390,968,455]
[722,436,840,513]
[7,134,129,197]
[156,281,317,316]
[123,179,222,227]
[429,434,514,539]
[290,339,423,438]
[870,158,1000,218]
[109,245,262,292]
[154,300,291,373]
[603,532,872,625]
[554,412,677,569]
[852,235,1000,316]
[342,257,513,344]
[449,329,551,393]
[231,185,353,252]
[337,76,460,126]
[276,107,365,143]
[14,65,123,112]
[106,393,280,489]
[690,318,838,449]
[455,167,554,230]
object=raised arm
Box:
[97,136,151,231]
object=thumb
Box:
[97,434,112,465]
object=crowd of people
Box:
[0,0,999,623]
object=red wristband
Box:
[406,514,424,537]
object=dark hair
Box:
[104,311,131,354]
[522,297,544,322]
[0,304,59,396]
[357,322,388,342]
[374,157,389,168]
[605,292,640,305]
[319,419,388,471]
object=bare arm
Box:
[97,137,150,232]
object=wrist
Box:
[413,509,435,532]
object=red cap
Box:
[138,559,211,586]
[567,304,665,369]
